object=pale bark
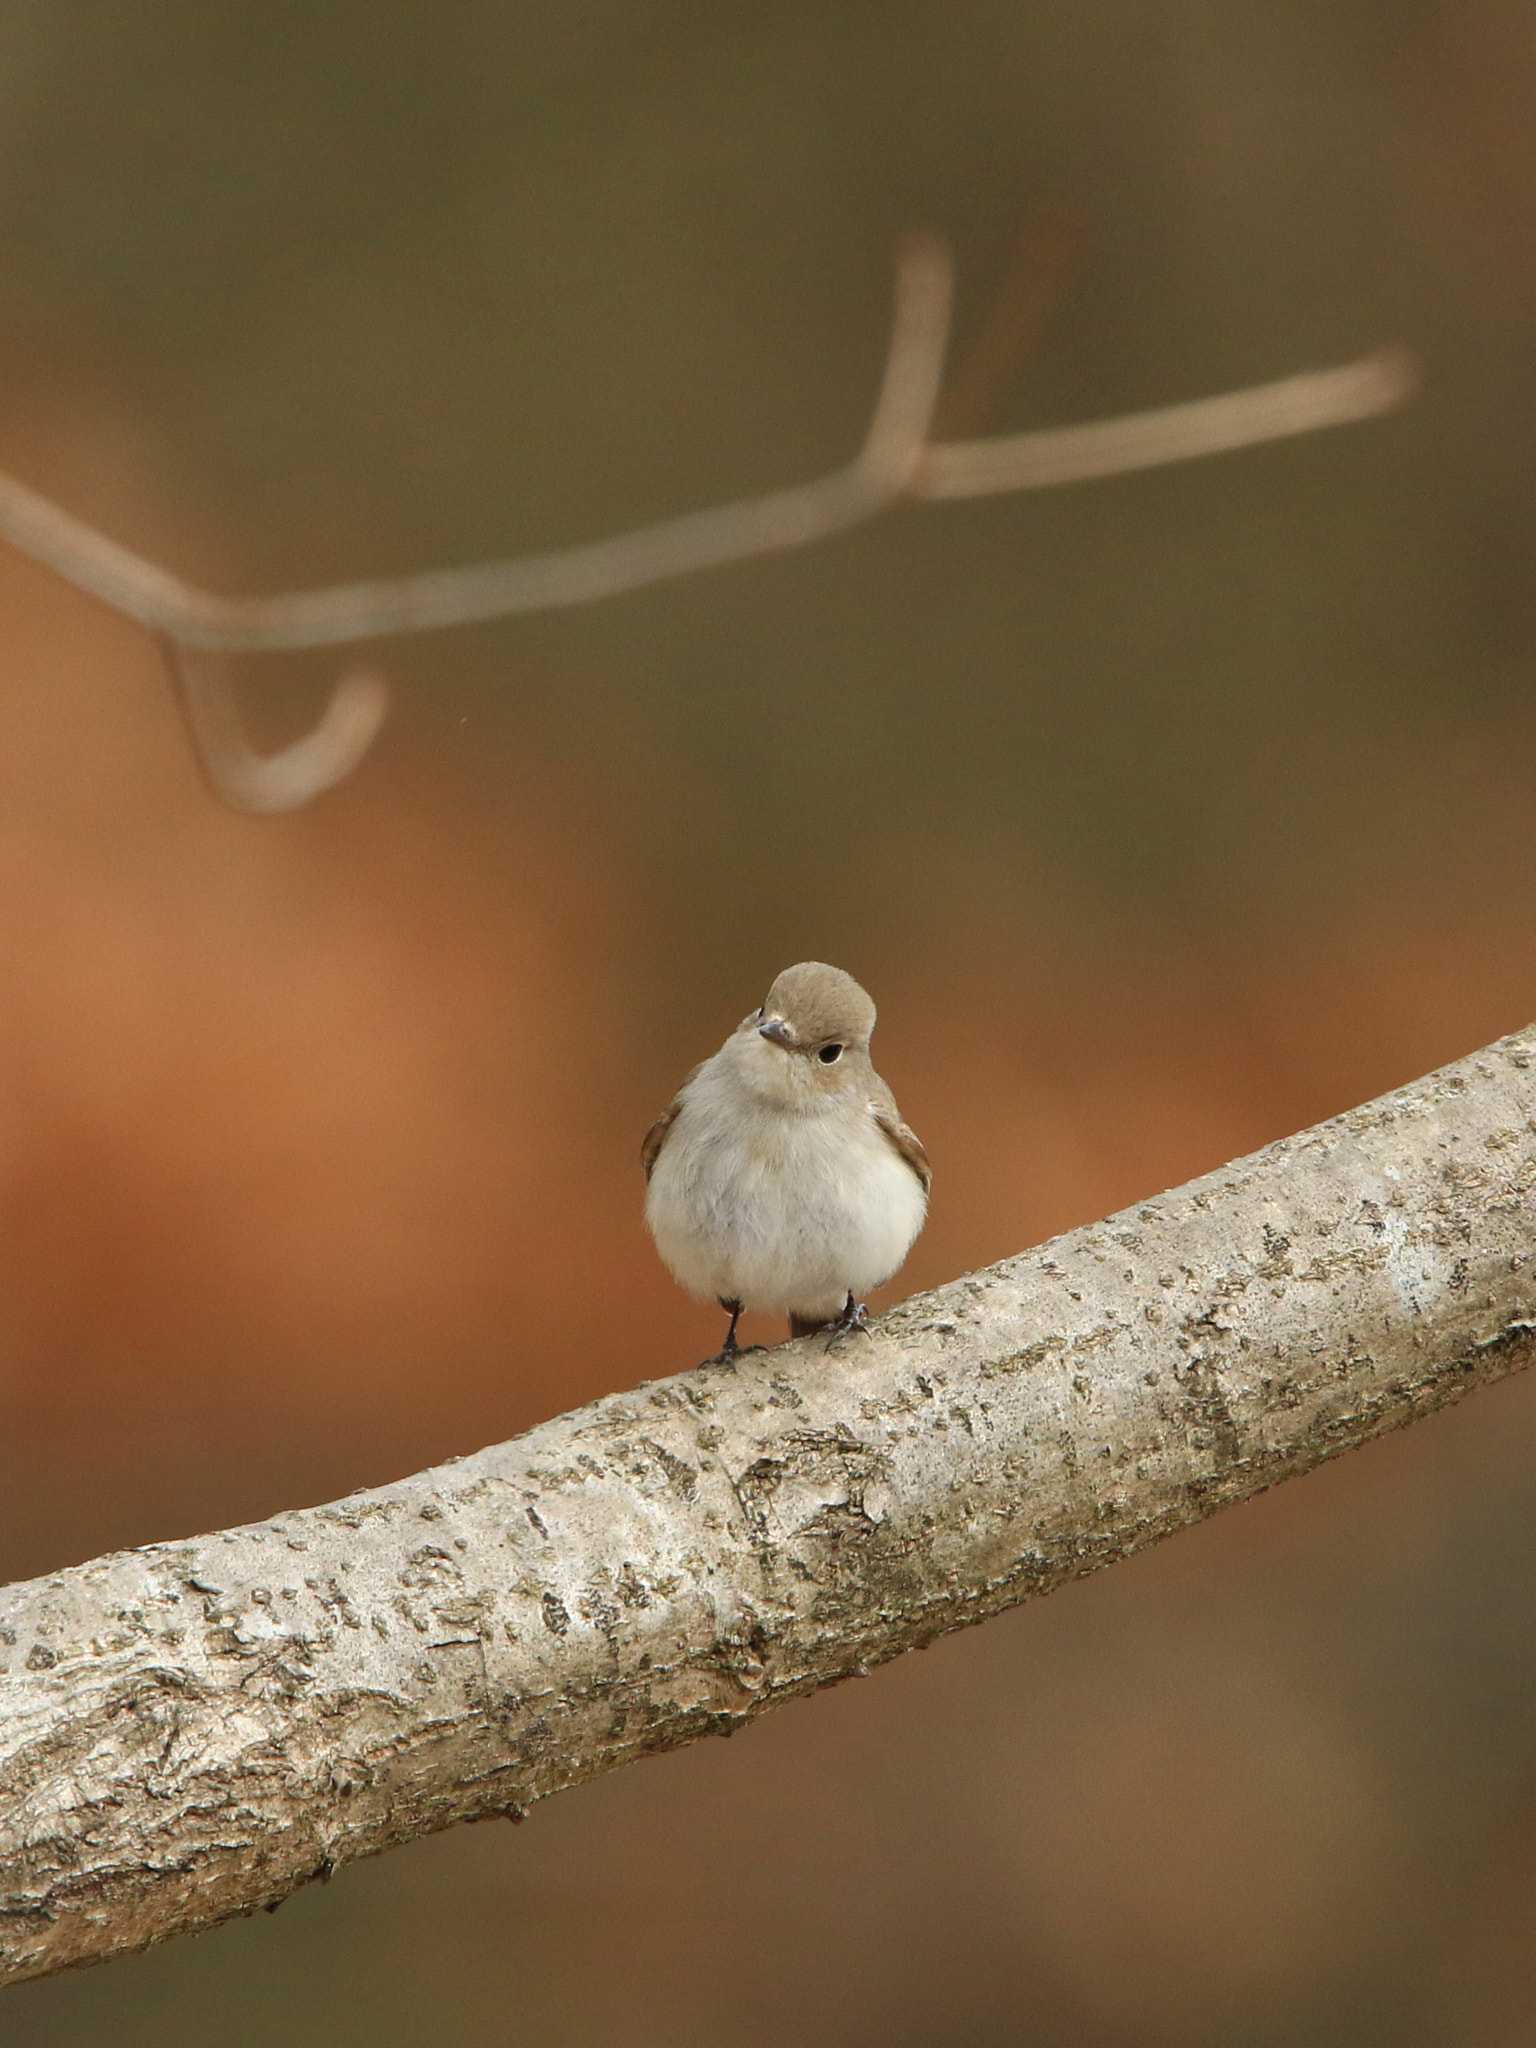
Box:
[6,1026,1536,1987]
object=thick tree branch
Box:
[6,1026,1536,1986]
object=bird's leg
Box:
[821,1291,871,1350]
[702,1298,765,1367]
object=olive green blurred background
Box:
[7,3,1536,2043]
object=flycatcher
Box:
[643,962,930,1362]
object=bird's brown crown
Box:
[762,962,876,1048]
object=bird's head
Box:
[739,961,877,1104]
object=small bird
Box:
[643,962,930,1363]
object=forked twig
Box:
[0,237,954,661]
[0,234,1415,812]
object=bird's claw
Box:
[823,1295,871,1351]
[701,1340,766,1367]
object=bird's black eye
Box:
[818,1042,843,1064]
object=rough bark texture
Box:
[7,1027,1536,1987]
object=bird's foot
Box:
[822,1292,871,1351]
[703,1299,765,1366]
[700,1337,766,1367]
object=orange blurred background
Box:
[9,5,1536,2044]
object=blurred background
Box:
[5,2,1536,2041]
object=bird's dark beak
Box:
[758,1015,796,1048]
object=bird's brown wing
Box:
[641,1099,682,1182]
[872,1103,932,1195]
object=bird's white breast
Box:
[644,1050,927,1319]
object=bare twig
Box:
[4,1024,1534,1986]
[0,238,955,658]
[918,347,1417,498]
[0,236,1413,809]
[928,210,1078,441]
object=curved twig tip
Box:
[165,643,390,815]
